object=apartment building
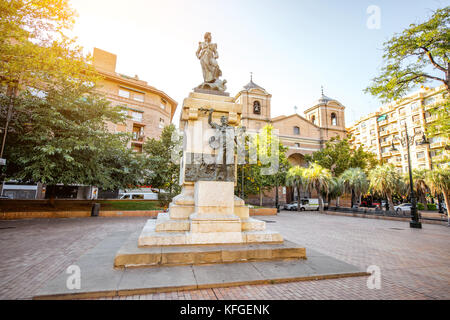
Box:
[92,48,177,152]
[347,85,448,172]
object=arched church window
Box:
[293,126,300,135]
[331,113,337,126]
[253,101,261,114]
[311,115,316,125]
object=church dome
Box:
[312,87,340,107]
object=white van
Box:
[119,192,158,200]
[298,198,319,211]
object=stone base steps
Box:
[116,231,304,268]
[138,219,282,247]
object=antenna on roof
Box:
[294,105,298,114]
[250,72,253,82]
[321,85,324,96]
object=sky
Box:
[69,0,448,127]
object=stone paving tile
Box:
[0,212,449,300]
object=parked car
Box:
[119,192,158,200]
[394,203,412,214]
[284,202,298,211]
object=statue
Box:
[195,32,227,93]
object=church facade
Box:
[235,78,347,205]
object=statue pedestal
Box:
[137,91,285,247]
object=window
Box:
[412,115,420,123]
[160,100,166,110]
[311,115,316,125]
[424,97,436,106]
[133,93,144,102]
[413,127,422,135]
[399,108,406,116]
[371,139,376,145]
[293,126,300,135]
[131,111,143,122]
[118,89,130,98]
[410,102,419,111]
[294,143,300,148]
[159,118,165,129]
[331,113,337,126]
[416,151,425,159]
[253,101,261,114]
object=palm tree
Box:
[303,163,332,212]
[405,169,430,205]
[340,168,369,208]
[325,176,344,207]
[425,167,450,226]
[369,164,402,210]
[286,166,307,212]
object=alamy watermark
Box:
[66,265,81,290]
[366,265,381,289]
[366,5,381,29]
[170,126,280,176]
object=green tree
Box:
[286,166,307,211]
[143,124,182,197]
[237,125,289,206]
[303,162,332,212]
[0,83,144,189]
[305,136,378,177]
[364,7,449,101]
[0,0,97,91]
[425,167,450,225]
[369,164,403,210]
[403,169,430,204]
[340,168,369,208]
[327,177,344,207]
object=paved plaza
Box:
[0,211,449,300]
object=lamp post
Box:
[390,122,429,229]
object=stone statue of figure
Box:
[195,33,227,92]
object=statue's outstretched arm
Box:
[207,108,219,129]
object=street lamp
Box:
[390,122,429,229]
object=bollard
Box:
[91,203,100,217]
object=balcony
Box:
[380,140,391,147]
[432,154,447,163]
[381,151,392,158]
[391,149,401,156]
[430,141,446,149]
[132,132,145,142]
[379,131,389,137]
[388,117,397,123]
[390,127,399,134]
[378,120,388,126]
[425,115,438,123]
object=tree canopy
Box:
[364,6,449,102]
[304,136,379,177]
[142,124,182,195]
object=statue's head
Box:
[204,32,212,43]
[220,116,228,126]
